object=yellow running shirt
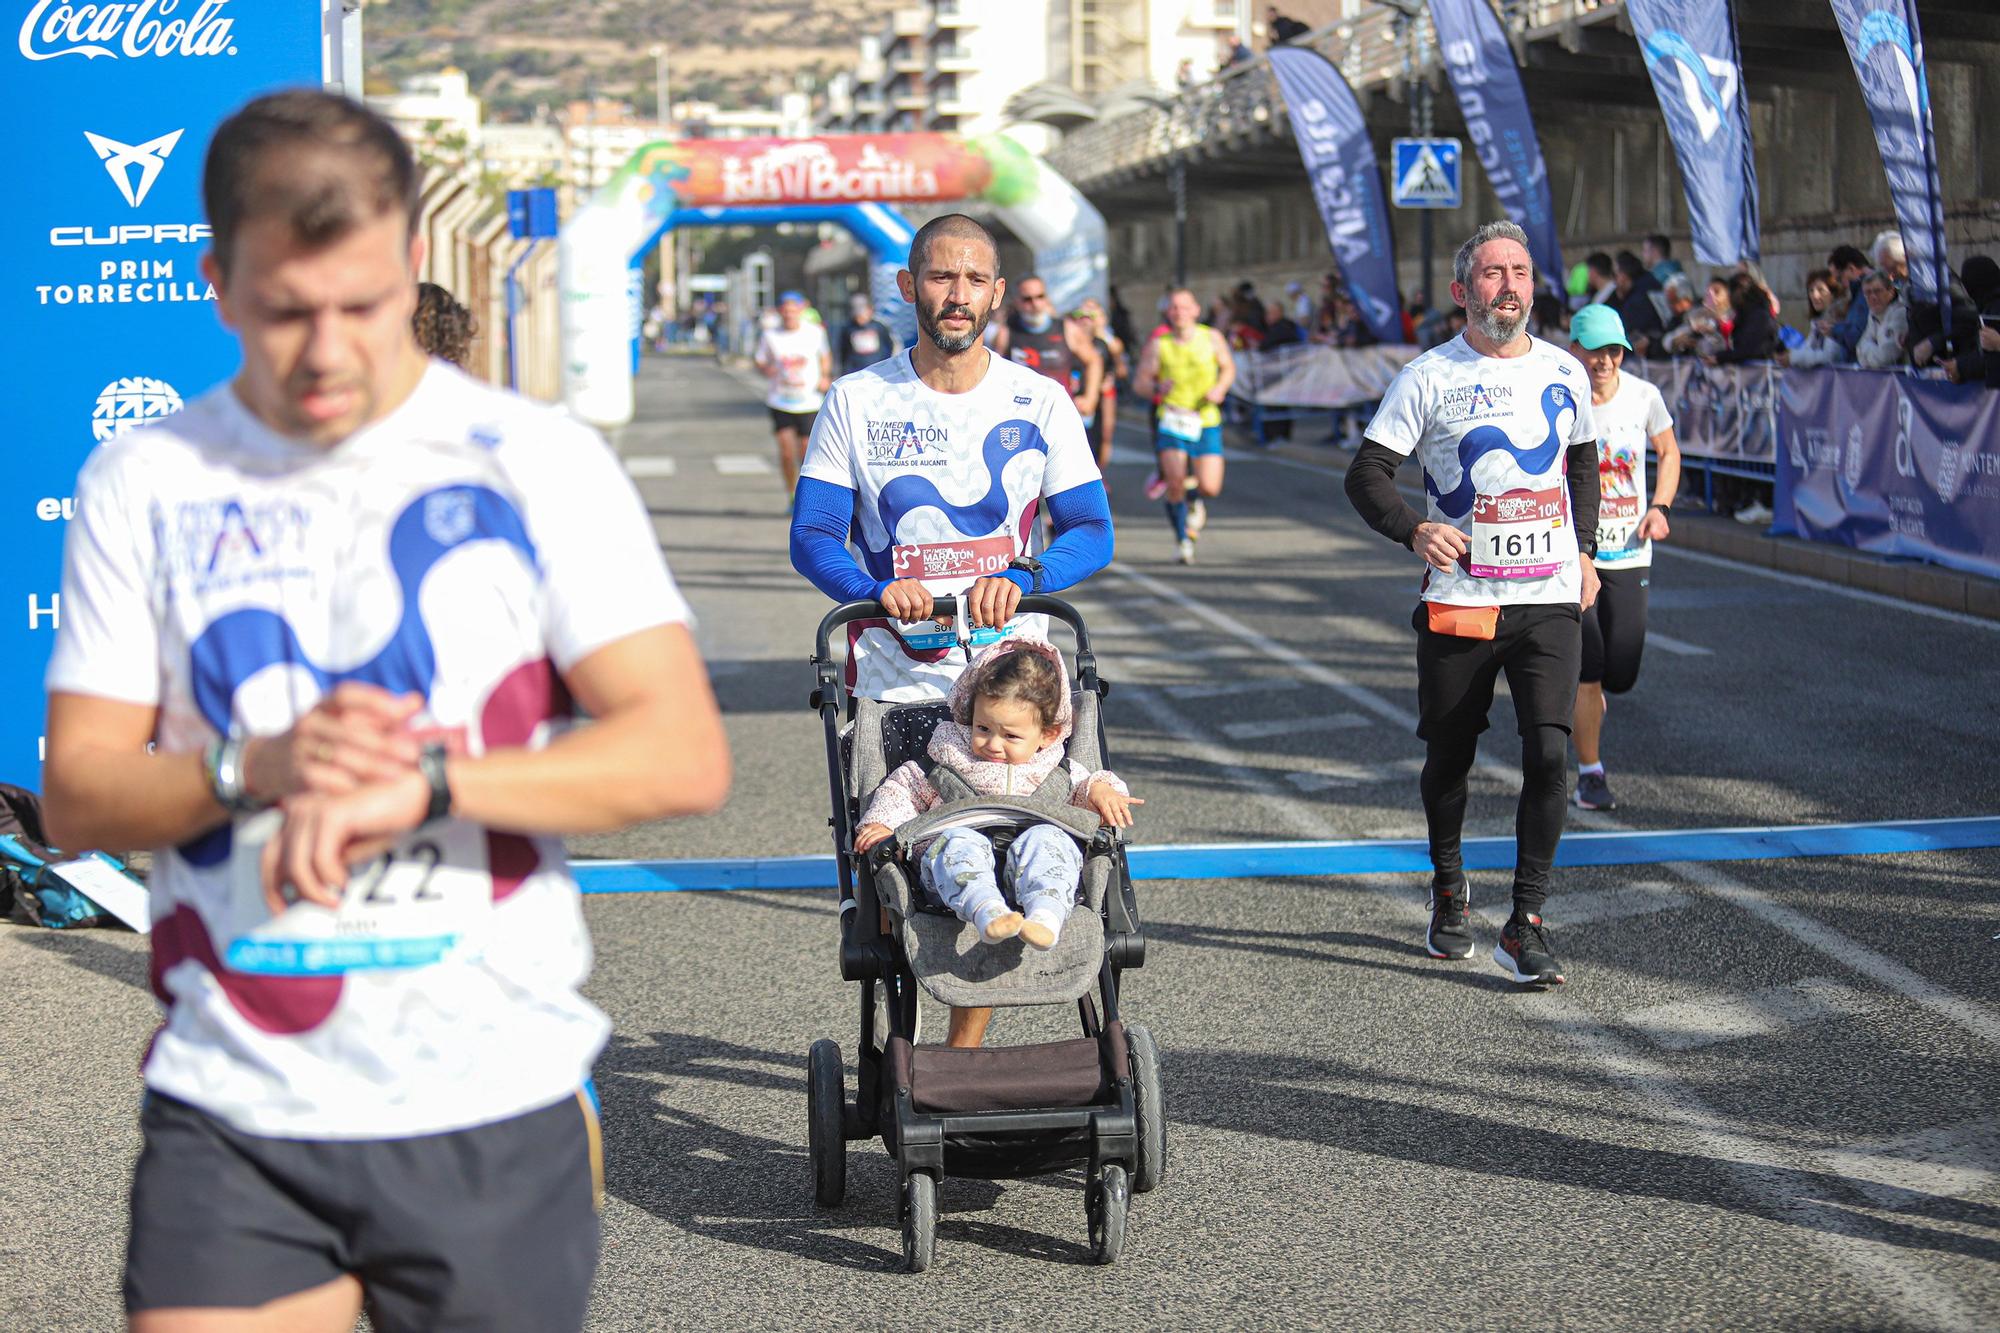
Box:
[1156,325,1223,428]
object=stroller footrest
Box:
[905,1037,1111,1115]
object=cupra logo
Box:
[84,129,184,207]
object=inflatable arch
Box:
[559,133,1109,426]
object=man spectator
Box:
[1834,233,1903,356]
[1613,251,1666,349]
[1266,6,1311,44]
[1940,255,2000,390]
[1853,270,1910,370]
[835,293,898,377]
[1638,273,1695,359]
[1258,299,1304,440]
[1643,234,1683,286]
[1584,252,1618,306]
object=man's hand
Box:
[1411,520,1470,573]
[854,822,894,854]
[1637,507,1672,543]
[965,575,1021,629]
[879,579,935,621]
[1203,384,1227,405]
[244,683,423,803]
[1980,323,2000,353]
[1087,782,1143,828]
[1580,556,1601,612]
[260,771,429,913]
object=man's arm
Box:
[789,476,883,604]
[1567,438,1602,549]
[1208,329,1237,399]
[1132,336,1161,400]
[1343,441,1425,549]
[1068,320,1103,418]
[964,481,1112,629]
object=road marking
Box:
[1535,998,1987,1330]
[572,816,2000,892]
[1221,713,1370,740]
[1658,543,2000,633]
[1646,631,1712,656]
[1157,677,1305,700]
[1087,619,1204,637]
[1622,977,1876,1052]
[623,456,678,477]
[1105,643,1254,663]
[714,454,773,475]
[1105,561,2000,1055]
[1474,879,1690,928]
[1285,758,1424,791]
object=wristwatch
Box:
[418,741,453,823]
[1006,555,1044,594]
[202,733,262,813]
[1579,536,1600,560]
[1649,502,1673,517]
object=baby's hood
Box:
[946,632,1073,745]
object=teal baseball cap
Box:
[1569,303,1632,351]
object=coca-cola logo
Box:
[19,0,238,62]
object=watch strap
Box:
[418,742,453,823]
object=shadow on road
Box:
[12,924,149,992]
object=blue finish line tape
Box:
[570,816,2000,895]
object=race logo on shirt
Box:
[156,496,313,589]
[864,419,950,466]
[891,534,1014,581]
[1438,381,1515,423]
[998,426,1022,451]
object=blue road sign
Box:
[1390,137,1463,209]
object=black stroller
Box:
[804,596,1164,1270]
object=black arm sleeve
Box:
[1344,440,1426,549]
[1568,440,1601,557]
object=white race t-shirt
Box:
[1591,371,1673,568]
[47,362,690,1139]
[1365,334,1597,606]
[799,349,1101,701]
[758,323,831,412]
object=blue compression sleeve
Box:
[789,477,886,603]
[1004,481,1113,594]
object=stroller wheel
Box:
[807,1040,846,1207]
[901,1171,938,1273]
[1087,1163,1129,1265]
[1127,1024,1166,1194]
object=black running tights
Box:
[1421,724,1571,915]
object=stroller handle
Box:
[811,594,1095,663]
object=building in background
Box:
[368,67,483,151]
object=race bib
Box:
[222,810,492,976]
[851,328,880,355]
[890,534,1015,585]
[1467,486,1569,579]
[1158,404,1204,442]
[1597,491,1643,555]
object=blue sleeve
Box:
[789,477,887,604]
[1004,481,1113,594]
[1832,288,1868,354]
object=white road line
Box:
[1087,620,1204,637]
[1622,977,1876,1052]
[1110,559,2000,1054]
[1284,758,1425,791]
[1537,999,1988,1331]
[623,456,678,478]
[1159,678,1307,701]
[1221,713,1371,741]
[714,454,773,475]
[1645,631,1712,657]
[1657,543,2000,633]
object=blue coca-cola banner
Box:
[1777,369,2000,580]
[1829,0,1948,308]
[1625,0,1759,265]
[1,1,326,784]
[1427,0,1564,291]
[1269,45,1404,346]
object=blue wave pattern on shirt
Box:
[179,485,539,867]
[873,418,1047,551]
[1428,383,1577,519]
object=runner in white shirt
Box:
[1344,221,1602,987]
[788,213,1113,1045]
[41,91,729,1333]
[1566,305,1681,812]
[755,291,834,497]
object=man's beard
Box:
[1470,291,1527,344]
[918,296,991,353]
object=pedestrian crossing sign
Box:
[1391,137,1462,209]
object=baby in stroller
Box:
[852,635,1139,949]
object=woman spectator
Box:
[1853,270,1909,370]
[1785,267,1849,368]
[1328,294,1377,348]
[1708,272,1776,365]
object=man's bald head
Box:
[908,213,997,276]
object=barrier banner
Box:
[1268,46,1404,346]
[1830,0,1949,310]
[1428,0,1565,289]
[1777,368,2000,580]
[1625,0,1760,265]
[1232,343,1420,408]
[1629,358,1777,463]
[2,2,325,783]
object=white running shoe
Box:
[1177,537,1196,565]
[1187,497,1208,538]
[1734,500,1774,525]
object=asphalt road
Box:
[4,351,1998,1331]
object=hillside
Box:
[364,0,902,120]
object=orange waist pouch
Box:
[1426,603,1499,640]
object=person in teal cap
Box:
[1566,304,1682,812]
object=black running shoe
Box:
[1425,879,1474,959]
[1494,912,1565,985]
[1574,769,1617,810]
